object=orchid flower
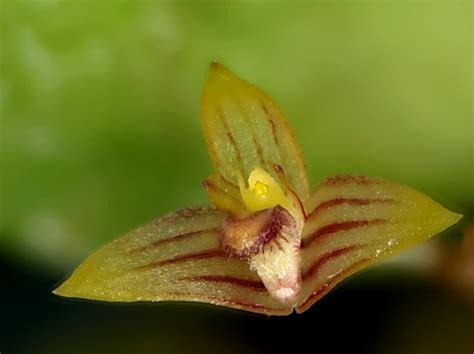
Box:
[54,63,462,315]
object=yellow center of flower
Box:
[253,181,269,197]
[238,167,302,221]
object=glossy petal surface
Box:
[201,63,309,202]
[54,207,292,315]
[297,175,462,313]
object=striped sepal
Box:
[54,207,292,315]
[203,173,247,216]
[296,175,461,313]
[201,63,309,202]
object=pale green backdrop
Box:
[1,0,472,273]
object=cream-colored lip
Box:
[272,284,301,305]
[249,211,303,305]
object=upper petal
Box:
[201,63,309,202]
[54,207,292,316]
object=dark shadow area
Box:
[4,252,471,354]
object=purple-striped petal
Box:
[297,175,461,313]
[54,207,292,315]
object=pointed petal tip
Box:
[445,209,463,228]
[209,61,221,69]
[429,199,463,232]
[52,283,70,298]
[208,61,234,82]
[52,279,75,298]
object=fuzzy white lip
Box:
[272,285,300,304]
[249,216,303,305]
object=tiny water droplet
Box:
[327,270,342,280]
[388,238,398,247]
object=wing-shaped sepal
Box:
[203,173,247,216]
[54,207,292,315]
[296,175,462,313]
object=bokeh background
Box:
[1,1,473,353]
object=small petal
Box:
[297,175,462,313]
[203,173,247,216]
[54,207,292,316]
[201,63,309,202]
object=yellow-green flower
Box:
[54,63,461,315]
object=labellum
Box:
[221,205,302,304]
[54,63,462,315]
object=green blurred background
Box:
[1,1,473,354]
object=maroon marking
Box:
[273,163,290,192]
[287,188,307,220]
[272,164,307,219]
[302,245,360,281]
[261,101,278,145]
[252,135,266,165]
[273,164,283,174]
[219,175,239,189]
[307,198,393,220]
[218,108,243,163]
[203,178,225,194]
[220,206,296,258]
[322,175,381,186]
[133,249,224,270]
[203,178,242,204]
[129,228,219,254]
[157,207,217,226]
[167,291,288,314]
[302,219,387,249]
[179,275,267,292]
[234,98,267,167]
[273,239,284,251]
[202,179,215,191]
[298,257,372,310]
[225,300,283,313]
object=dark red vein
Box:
[261,101,278,145]
[203,178,242,205]
[157,207,217,226]
[166,291,288,314]
[133,249,224,271]
[302,219,387,249]
[308,198,393,220]
[129,228,219,254]
[302,245,360,281]
[179,275,267,292]
[220,175,239,189]
[235,98,267,168]
[252,135,266,166]
[322,175,381,186]
[218,108,243,166]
